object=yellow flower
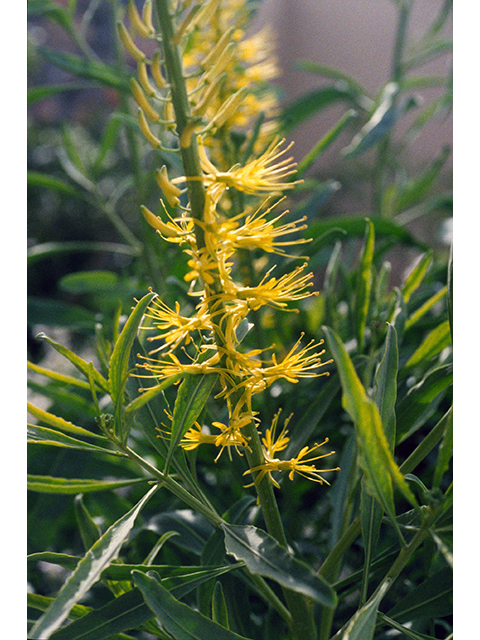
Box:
[181,400,256,461]
[143,298,213,353]
[196,137,301,203]
[226,263,317,311]
[180,422,218,450]
[240,336,332,394]
[136,350,221,382]
[244,411,339,488]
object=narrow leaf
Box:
[404,320,451,369]
[323,326,417,512]
[340,580,391,640]
[165,373,218,472]
[212,581,229,628]
[402,251,433,303]
[27,475,148,494]
[355,219,375,351]
[387,568,452,623]
[36,332,109,393]
[74,495,102,551]
[27,403,105,440]
[396,364,452,443]
[27,425,120,456]
[222,523,337,607]
[48,589,151,640]
[432,406,453,489]
[29,485,158,639]
[109,292,156,407]
[38,47,130,91]
[133,570,254,640]
[373,323,398,448]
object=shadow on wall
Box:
[254,0,452,175]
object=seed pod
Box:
[117,21,146,62]
[137,108,163,149]
[131,78,159,122]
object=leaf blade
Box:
[29,485,158,639]
[222,523,337,607]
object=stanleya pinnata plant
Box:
[119,0,339,501]
[120,2,339,637]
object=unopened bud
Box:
[117,21,146,62]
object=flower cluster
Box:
[122,0,337,488]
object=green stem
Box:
[150,4,317,637]
[154,0,206,251]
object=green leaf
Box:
[396,363,452,443]
[28,593,91,619]
[404,320,451,370]
[36,332,109,393]
[58,271,120,295]
[28,297,97,330]
[222,523,337,607]
[74,495,103,551]
[296,109,357,177]
[38,47,130,91]
[27,83,95,106]
[373,323,398,448]
[393,146,450,213]
[124,373,182,415]
[27,361,91,391]
[27,170,89,200]
[27,403,104,440]
[165,373,218,473]
[343,83,418,157]
[386,568,452,623]
[29,485,158,639]
[306,215,427,250]
[401,251,433,303]
[133,571,254,640]
[108,292,156,439]
[355,219,375,351]
[432,406,453,489]
[212,581,229,628]
[322,326,418,514]
[405,285,447,330]
[282,85,357,132]
[337,580,391,640]
[27,425,120,455]
[102,563,242,588]
[27,475,148,494]
[48,589,153,640]
[29,552,81,572]
[27,241,139,266]
[360,486,384,602]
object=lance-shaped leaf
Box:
[108,292,156,407]
[27,425,122,456]
[27,403,106,441]
[355,219,375,352]
[133,570,254,640]
[323,326,418,513]
[222,523,337,607]
[29,485,158,639]
[27,475,148,494]
[373,323,398,449]
[386,568,452,624]
[164,373,218,473]
[333,580,391,640]
[404,320,451,370]
[48,564,243,640]
[36,332,109,393]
